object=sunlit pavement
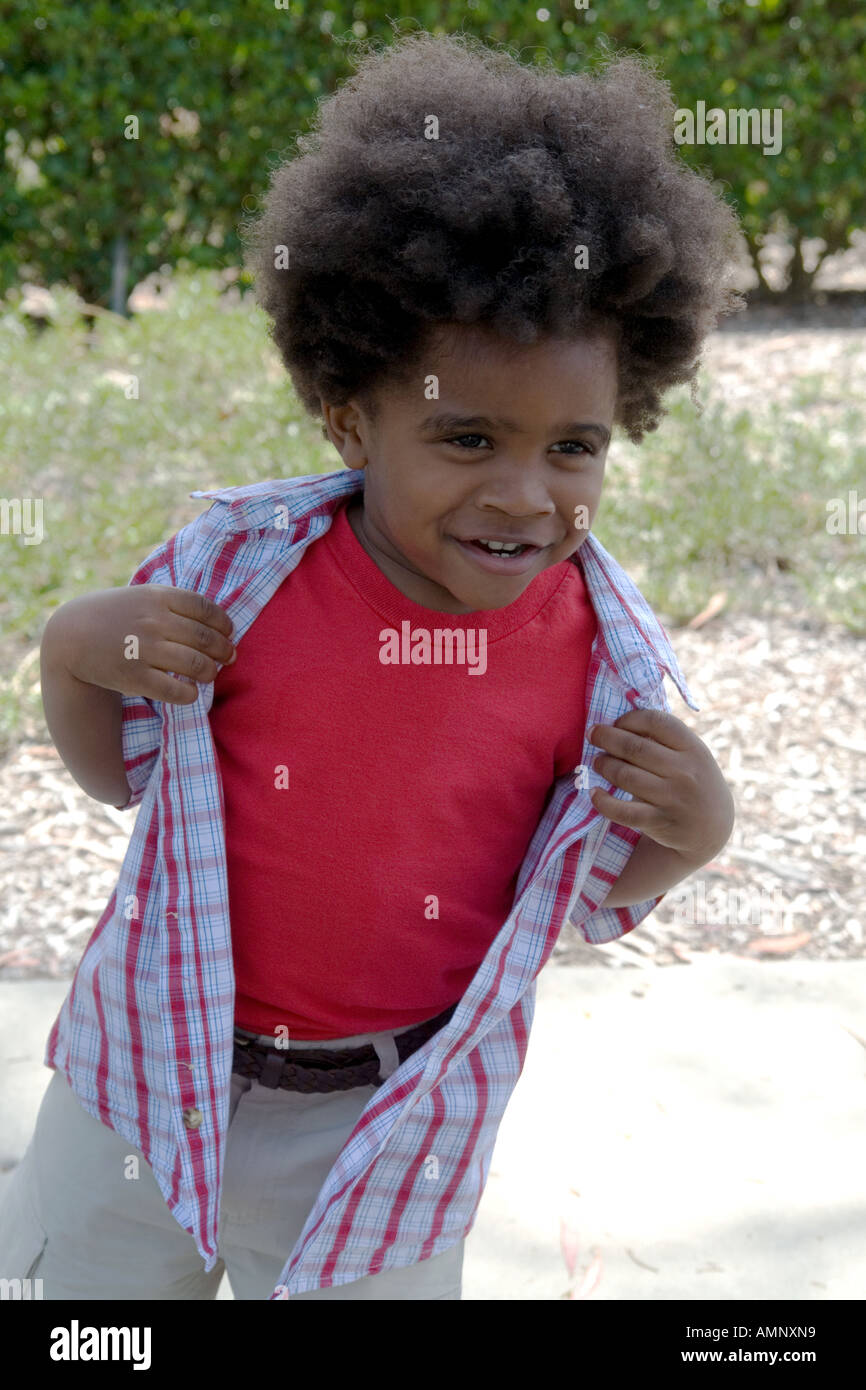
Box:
[3,954,864,1301]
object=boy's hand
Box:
[51,585,237,705]
[587,709,734,866]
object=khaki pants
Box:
[0,1021,465,1300]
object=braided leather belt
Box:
[231,1003,458,1094]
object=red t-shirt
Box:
[209,497,597,1038]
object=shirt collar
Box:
[189,470,698,711]
[576,531,699,711]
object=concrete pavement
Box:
[1,954,864,1299]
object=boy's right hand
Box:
[50,586,237,704]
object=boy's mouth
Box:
[451,535,546,575]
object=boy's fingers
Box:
[593,754,668,804]
[150,638,225,686]
[590,787,656,829]
[609,708,695,751]
[588,723,675,777]
[163,586,235,639]
[160,612,236,666]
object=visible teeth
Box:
[478,540,523,553]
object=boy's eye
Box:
[445,435,593,456]
[447,434,488,449]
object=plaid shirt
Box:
[45,466,698,1298]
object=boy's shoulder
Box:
[188,468,364,537]
[130,469,363,605]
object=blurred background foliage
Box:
[1,0,864,309]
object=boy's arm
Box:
[37,505,229,812]
[599,833,706,909]
[40,606,131,808]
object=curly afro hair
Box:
[240,30,745,445]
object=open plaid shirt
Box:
[45,466,698,1298]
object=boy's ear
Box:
[320,401,368,470]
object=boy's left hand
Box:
[587,709,735,866]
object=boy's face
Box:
[321,321,618,613]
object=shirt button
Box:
[183,1107,203,1130]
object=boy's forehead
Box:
[427,319,617,365]
[393,319,619,417]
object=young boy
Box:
[1,32,738,1300]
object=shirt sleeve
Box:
[111,544,173,811]
[574,676,675,945]
[114,697,163,810]
[113,503,225,811]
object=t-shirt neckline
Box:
[328,496,576,638]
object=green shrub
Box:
[1,0,862,307]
